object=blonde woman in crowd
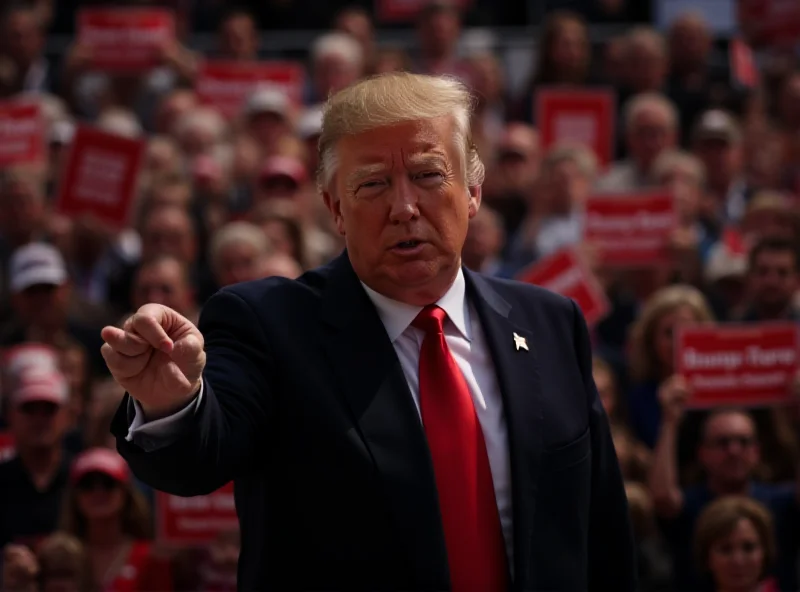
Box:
[60,449,171,592]
[694,496,778,592]
[627,284,715,448]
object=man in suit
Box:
[103,72,636,591]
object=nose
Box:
[387,179,420,224]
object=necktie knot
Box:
[412,305,447,335]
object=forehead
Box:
[337,117,456,170]
[705,413,754,436]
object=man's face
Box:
[3,11,42,66]
[748,249,799,312]
[219,15,257,60]
[418,11,460,58]
[324,117,478,305]
[496,126,540,192]
[463,210,502,270]
[547,159,589,213]
[250,112,288,149]
[699,413,759,486]
[13,283,69,328]
[314,55,360,99]
[141,211,196,263]
[9,400,69,450]
[694,138,742,190]
[0,178,45,243]
[215,242,264,287]
[133,261,192,315]
[626,44,667,92]
[627,109,676,172]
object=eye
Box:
[414,171,444,184]
[355,179,387,195]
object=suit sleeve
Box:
[570,300,638,591]
[111,289,276,496]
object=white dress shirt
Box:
[127,269,514,565]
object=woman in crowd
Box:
[60,448,171,592]
[694,496,778,592]
[514,10,594,122]
[627,284,715,448]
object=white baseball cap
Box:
[11,367,69,407]
[296,106,323,140]
[9,243,68,293]
[243,87,290,119]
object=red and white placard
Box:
[677,323,799,408]
[78,8,175,72]
[583,192,676,267]
[196,60,305,119]
[375,0,473,22]
[536,89,616,168]
[156,482,238,544]
[0,100,44,166]
[516,248,610,327]
[55,126,145,229]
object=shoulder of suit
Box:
[213,265,330,308]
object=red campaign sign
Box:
[516,248,609,327]
[196,60,305,119]
[536,89,616,168]
[55,126,145,229]
[677,324,799,408]
[376,0,473,22]
[738,0,800,49]
[0,101,44,166]
[730,39,760,88]
[0,432,15,462]
[78,8,175,72]
[156,482,238,544]
[583,192,676,268]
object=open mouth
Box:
[394,240,422,249]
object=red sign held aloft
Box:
[196,60,305,119]
[738,0,800,49]
[376,0,473,23]
[156,482,238,544]
[0,101,44,167]
[583,192,676,268]
[78,8,175,72]
[516,248,609,327]
[0,432,15,462]
[55,126,146,229]
[677,323,799,408]
[536,88,616,168]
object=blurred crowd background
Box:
[0,0,799,590]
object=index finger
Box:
[130,307,173,353]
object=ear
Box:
[322,191,346,236]
[467,185,482,219]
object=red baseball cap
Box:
[258,156,307,187]
[11,367,68,407]
[70,448,130,484]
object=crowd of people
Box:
[0,0,798,590]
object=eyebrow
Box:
[345,163,387,187]
[404,153,449,168]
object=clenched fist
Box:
[101,304,206,420]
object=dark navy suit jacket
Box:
[112,252,637,591]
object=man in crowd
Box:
[597,92,679,192]
[0,366,72,548]
[739,236,800,322]
[131,255,199,326]
[104,72,636,591]
[648,379,800,590]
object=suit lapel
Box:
[465,269,544,590]
[318,253,449,587]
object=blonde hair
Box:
[653,149,706,187]
[626,26,667,58]
[542,143,599,179]
[61,480,153,541]
[695,496,775,578]
[629,284,714,382]
[317,72,484,194]
[624,92,678,132]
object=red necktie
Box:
[413,305,508,591]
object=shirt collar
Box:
[361,268,471,343]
